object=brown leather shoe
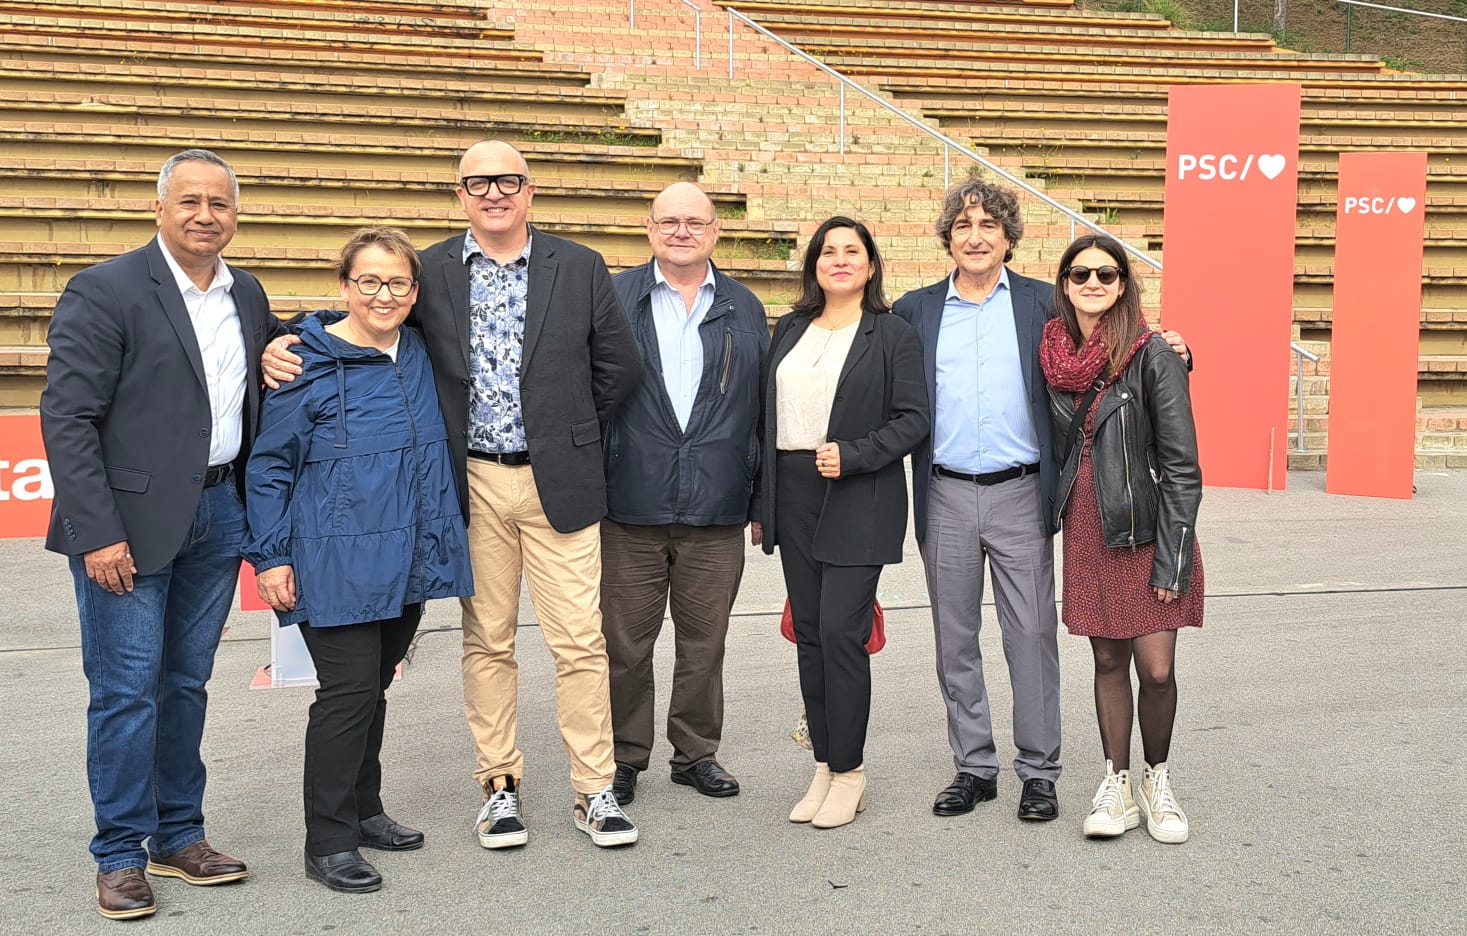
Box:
[145,840,249,885]
[96,867,157,920]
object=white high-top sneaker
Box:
[1138,762,1190,844]
[1082,759,1141,838]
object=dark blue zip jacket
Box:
[606,261,768,526]
[244,311,474,627]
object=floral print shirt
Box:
[462,230,531,453]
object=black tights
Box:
[1090,630,1178,771]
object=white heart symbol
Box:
[1257,154,1286,180]
[1397,197,1417,214]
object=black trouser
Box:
[298,604,422,856]
[776,451,881,773]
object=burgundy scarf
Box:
[1039,318,1151,393]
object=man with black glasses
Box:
[265,140,643,852]
[601,182,768,806]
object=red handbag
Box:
[780,598,886,654]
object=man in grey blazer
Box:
[266,140,643,850]
[42,149,281,920]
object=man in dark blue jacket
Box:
[602,182,769,804]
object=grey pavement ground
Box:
[2,470,1464,935]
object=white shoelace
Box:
[476,788,518,827]
[1148,770,1183,820]
[1091,774,1125,815]
[584,788,628,825]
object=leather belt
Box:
[933,462,1040,486]
[203,464,234,487]
[468,449,531,467]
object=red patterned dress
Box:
[1060,392,1205,639]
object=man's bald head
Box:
[455,140,535,257]
[647,182,719,277]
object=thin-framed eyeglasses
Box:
[653,217,713,236]
[1063,265,1123,286]
[459,174,528,197]
[347,275,417,298]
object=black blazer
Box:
[41,238,280,575]
[412,226,642,533]
[892,269,1060,539]
[756,310,929,567]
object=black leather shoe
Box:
[304,850,382,893]
[933,772,998,816]
[670,759,740,798]
[358,813,424,851]
[612,764,639,806]
[1018,778,1059,821]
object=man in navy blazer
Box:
[41,149,281,920]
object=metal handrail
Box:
[1334,0,1467,22]
[721,6,1164,270]
[1291,342,1321,452]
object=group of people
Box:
[39,140,1204,922]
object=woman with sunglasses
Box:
[1040,234,1203,844]
[755,217,929,829]
[245,227,474,891]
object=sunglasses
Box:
[1064,265,1123,286]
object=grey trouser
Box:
[921,471,1062,781]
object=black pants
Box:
[298,604,422,856]
[776,451,882,773]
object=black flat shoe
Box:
[933,772,998,816]
[612,764,639,806]
[304,849,382,893]
[358,813,424,851]
[670,759,740,797]
[1018,778,1059,821]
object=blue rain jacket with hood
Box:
[244,310,473,627]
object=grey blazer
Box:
[41,238,280,574]
[412,226,642,533]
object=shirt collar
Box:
[156,236,233,295]
[463,228,532,266]
[651,259,716,292]
[945,265,1009,304]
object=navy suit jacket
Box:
[892,268,1060,540]
[41,238,280,574]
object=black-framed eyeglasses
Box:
[459,174,528,197]
[347,275,417,298]
[652,217,713,236]
[1064,265,1123,286]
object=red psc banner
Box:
[1161,84,1301,490]
[1326,152,1427,499]
[0,415,52,538]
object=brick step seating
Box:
[720,0,1178,31]
[848,58,1467,90]
[6,0,495,39]
[0,61,628,118]
[1019,158,1467,197]
[980,134,1463,165]
[718,0,1086,14]
[213,0,489,14]
[814,43,1388,76]
[887,79,1467,113]
[0,163,750,217]
[1,93,659,148]
[0,12,530,61]
[0,32,591,87]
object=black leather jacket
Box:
[1048,334,1201,594]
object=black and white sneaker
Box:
[574,786,638,847]
[476,775,528,849]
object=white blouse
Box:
[776,318,860,451]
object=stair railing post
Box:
[839,82,846,155]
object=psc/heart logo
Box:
[1175,153,1290,182]
[1342,195,1418,215]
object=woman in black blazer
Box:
[756,217,929,829]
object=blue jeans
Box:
[72,482,246,873]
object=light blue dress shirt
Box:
[650,260,717,431]
[932,268,1040,474]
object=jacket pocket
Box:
[572,418,601,447]
[104,466,150,494]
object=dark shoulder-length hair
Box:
[789,216,890,317]
[1053,233,1146,378]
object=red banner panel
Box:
[0,414,52,538]
[1161,84,1302,490]
[1325,152,1427,499]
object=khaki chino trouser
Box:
[460,458,616,795]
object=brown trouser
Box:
[599,519,745,772]
[460,459,615,795]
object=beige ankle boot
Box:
[811,765,866,828]
[789,763,832,823]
